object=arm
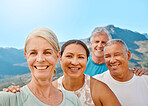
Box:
[131,67,148,76]
[3,79,59,93]
[90,77,121,106]
[3,85,21,93]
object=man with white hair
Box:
[84,27,147,77]
[84,27,112,76]
[93,39,148,105]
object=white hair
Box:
[90,27,112,42]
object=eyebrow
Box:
[66,52,86,56]
[27,48,54,52]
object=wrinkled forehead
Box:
[93,33,109,40]
[25,37,55,52]
[104,43,127,54]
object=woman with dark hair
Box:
[53,40,120,106]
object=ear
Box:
[24,52,27,59]
[56,51,60,63]
[90,42,92,48]
[127,51,131,60]
[60,56,62,62]
[57,51,60,59]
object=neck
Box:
[28,77,53,97]
[62,74,85,91]
[91,54,105,64]
[111,68,134,82]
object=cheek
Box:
[48,57,58,65]
[92,44,97,50]
[47,55,59,64]
[27,57,35,66]
[105,58,110,64]
[61,59,69,67]
[81,59,87,67]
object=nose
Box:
[36,54,45,62]
[109,57,116,63]
[97,42,103,48]
[71,57,79,65]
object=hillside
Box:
[82,25,148,71]
[0,25,148,90]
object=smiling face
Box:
[104,43,131,76]
[90,33,109,59]
[25,37,59,81]
[60,44,87,78]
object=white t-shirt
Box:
[93,70,148,106]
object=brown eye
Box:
[104,55,110,58]
[102,41,106,44]
[45,52,51,55]
[78,56,85,59]
[95,41,99,43]
[66,55,72,58]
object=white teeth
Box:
[111,66,117,68]
[36,66,47,70]
[96,49,103,52]
[70,68,79,70]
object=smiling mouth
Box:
[34,66,49,70]
[96,49,103,52]
[110,64,119,70]
[68,67,80,72]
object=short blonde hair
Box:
[24,28,60,53]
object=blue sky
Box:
[0,0,147,48]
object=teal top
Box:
[84,55,108,76]
[0,85,82,106]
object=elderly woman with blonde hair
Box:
[0,28,81,106]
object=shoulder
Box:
[90,76,114,99]
[0,91,13,105]
[137,75,148,84]
[93,70,109,81]
[61,90,81,105]
[90,77,109,91]
[0,91,14,98]
[52,75,63,88]
[90,77,121,105]
[141,75,148,79]
[0,90,21,105]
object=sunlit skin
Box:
[60,44,87,79]
[25,37,60,83]
[104,43,134,82]
[22,36,63,105]
[90,33,109,64]
[57,44,121,106]
[3,41,121,106]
